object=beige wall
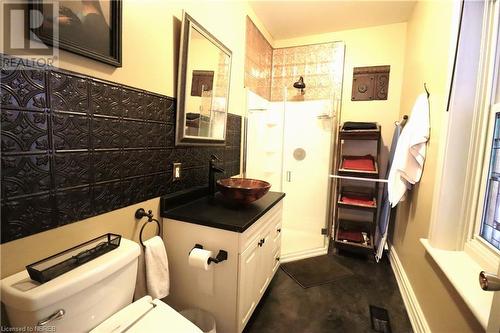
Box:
[0,0,271,279]
[275,22,407,175]
[392,1,483,332]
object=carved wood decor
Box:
[0,55,241,243]
[351,65,390,101]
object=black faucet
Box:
[209,154,224,196]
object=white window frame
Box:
[461,0,500,271]
[422,1,500,330]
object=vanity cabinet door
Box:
[238,241,260,332]
[256,229,272,297]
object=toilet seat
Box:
[90,296,202,333]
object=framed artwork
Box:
[30,0,122,67]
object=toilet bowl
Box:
[0,238,201,333]
[90,295,201,333]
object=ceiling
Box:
[249,1,416,40]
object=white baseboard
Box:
[389,247,431,333]
[280,246,328,263]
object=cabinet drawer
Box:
[239,201,283,254]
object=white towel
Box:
[144,236,170,299]
[388,93,430,207]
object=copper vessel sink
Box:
[216,178,271,204]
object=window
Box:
[480,112,500,251]
[466,0,500,257]
[422,1,500,329]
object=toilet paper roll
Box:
[188,248,213,271]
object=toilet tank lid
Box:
[0,238,141,312]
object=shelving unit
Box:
[333,124,381,254]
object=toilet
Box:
[0,238,202,333]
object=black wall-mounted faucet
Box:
[209,154,224,196]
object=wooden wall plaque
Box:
[351,65,390,101]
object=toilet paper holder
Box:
[191,244,228,265]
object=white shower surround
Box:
[246,92,337,262]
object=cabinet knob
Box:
[275,257,280,261]
[258,238,266,247]
[277,228,281,233]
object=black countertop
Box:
[161,191,285,233]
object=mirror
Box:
[176,12,232,146]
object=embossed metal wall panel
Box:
[0,56,241,243]
[351,65,390,101]
[245,17,272,100]
[270,42,345,102]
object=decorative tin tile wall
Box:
[271,42,344,102]
[0,56,241,243]
[244,17,272,100]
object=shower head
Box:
[293,76,306,94]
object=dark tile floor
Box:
[244,251,413,333]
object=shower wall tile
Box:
[271,42,344,102]
[245,17,272,101]
[0,54,242,243]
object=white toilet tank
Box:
[1,238,141,332]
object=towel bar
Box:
[330,174,388,183]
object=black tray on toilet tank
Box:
[26,233,121,283]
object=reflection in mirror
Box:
[176,12,232,146]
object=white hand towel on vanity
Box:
[144,236,170,299]
[388,93,430,207]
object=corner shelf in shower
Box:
[333,123,381,256]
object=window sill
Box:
[420,238,493,329]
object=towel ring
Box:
[139,218,161,247]
[136,208,161,247]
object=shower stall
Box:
[245,42,345,262]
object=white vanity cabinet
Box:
[237,203,282,331]
[163,199,283,333]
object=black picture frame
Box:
[30,0,122,67]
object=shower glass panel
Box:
[280,97,335,259]
[245,42,345,262]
